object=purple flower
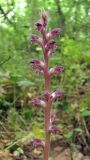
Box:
[30,59,44,66]
[30,59,44,74]
[47,47,56,57]
[32,98,46,108]
[35,20,44,31]
[43,91,51,101]
[50,28,61,37]
[33,138,45,148]
[49,66,64,75]
[50,90,64,100]
[46,40,56,49]
[47,28,61,40]
[49,125,60,134]
[30,34,40,43]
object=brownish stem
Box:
[44,54,51,160]
[44,100,52,160]
[41,28,51,160]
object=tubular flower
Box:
[33,138,45,148]
[49,125,60,134]
[32,98,46,108]
[47,47,56,57]
[47,28,61,40]
[49,66,64,76]
[43,91,51,101]
[50,28,61,36]
[30,34,42,44]
[30,59,44,74]
[50,90,64,100]
[46,40,56,49]
[35,20,44,31]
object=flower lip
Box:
[33,138,45,148]
[30,59,44,66]
[49,125,60,134]
[54,66,64,73]
[32,98,46,108]
[43,90,64,101]
[43,91,51,101]
[32,98,40,106]
[50,90,64,100]
[30,59,44,74]
[35,20,44,31]
[30,34,39,42]
[46,40,56,49]
[47,47,57,57]
[30,34,42,45]
[49,66,64,75]
[51,28,61,36]
[47,28,61,41]
[30,59,41,65]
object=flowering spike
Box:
[33,138,45,148]
[30,10,64,160]
[32,98,46,108]
[49,125,60,134]
[49,66,64,76]
[50,90,64,100]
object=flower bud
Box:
[49,125,60,134]
[32,98,46,108]
[33,138,45,148]
[49,66,64,76]
[41,9,48,27]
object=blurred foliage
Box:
[0,0,90,149]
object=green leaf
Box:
[81,110,90,117]
[17,80,34,87]
[64,131,73,140]
[74,128,83,133]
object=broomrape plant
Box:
[30,10,64,160]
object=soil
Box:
[0,137,90,160]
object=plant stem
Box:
[44,108,50,160]
[44,54,51,160]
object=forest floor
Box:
[0,136,90,160]
[0,73,90,160]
